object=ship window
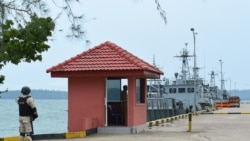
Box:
[187,88,194,93]
[169,88,176,93]
[178,88,185,93]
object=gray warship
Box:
[147,29,230,121]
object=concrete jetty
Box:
[62,103,250,141]
[3,103,250,141]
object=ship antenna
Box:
[153,54,156,66]
[184,42,191,78]
[185,42,188,49]
[190,28,199,79]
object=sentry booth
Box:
[46,41,163,134]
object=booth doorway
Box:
[106,78,127,126]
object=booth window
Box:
[136,78,145,104]
[107,79,121,102]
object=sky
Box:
[1,0,250,91]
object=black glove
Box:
[32,107,38,121]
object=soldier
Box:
[120,85,128,124]
[16,86,38,141]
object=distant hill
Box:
[0,90,67,99]
[233,90,250,101]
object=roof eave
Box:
[48,70,163,78]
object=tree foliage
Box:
[1,16,55,65]
[155,0,167,24]
[0,0,83,85]
[0,16,54,85]
[0,0,166,86]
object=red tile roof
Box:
[46,41,163,75]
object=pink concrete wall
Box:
[67,76,106,132]
[133,104,147,125]
[127,77,147,126]
[67,76,147,132]
[134,78,147,125]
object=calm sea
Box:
[0,99,68,137]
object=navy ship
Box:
[146,29,230,121]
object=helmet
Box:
[21,86,31,95]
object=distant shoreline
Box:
[1,89,250,100]
[240,100,250,104]
[0,90,67,99]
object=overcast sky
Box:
[1,0,250,91]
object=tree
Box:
[155,0,167,24]
[0,0,166,86]
[0,0,84,85]
[1,16,55,65]
[0,0,85,39]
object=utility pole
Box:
[190,28,198,112]
[190,28,199,80]
[219,59,225,91]
[228,78,231,96]
[235,82,236,96]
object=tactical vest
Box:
[18,96,32,116]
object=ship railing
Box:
[147,98,177,110]
[147,98,186,122]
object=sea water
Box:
[0,99,67,137]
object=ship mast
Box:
[209,71,217,87]
[174,43,192,81]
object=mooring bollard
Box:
[187,105,193,132]
[187,112,192,132]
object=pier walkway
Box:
[4,103,250,141]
